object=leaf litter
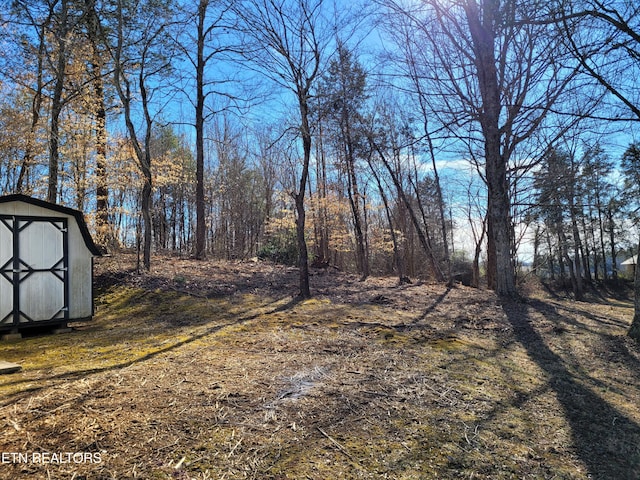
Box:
[0,253,639,479]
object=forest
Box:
[2,1,640,478]
[1,0,640,303]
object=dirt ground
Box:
[1,253,639,479]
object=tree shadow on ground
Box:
[538,298,630,329]
[410,285,453,325]
[0,294,299,407]
[503,300,640,479]
[526,298,640,378]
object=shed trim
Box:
[0,194,102,256]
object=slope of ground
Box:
[0,254,639,479]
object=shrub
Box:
[257,230,299,265]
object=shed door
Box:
[0,216,69,326]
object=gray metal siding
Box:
[0,199,96,327]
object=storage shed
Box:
[0,194,101,333]
[622,255,637,277]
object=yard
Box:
[0,254,639,479]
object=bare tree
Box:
[174,0,237,259]
[380,0,584,296]
[110,0,176,270]
[1,2,53,194]
[233,0,333,297]
[534,148,586,299]
[47,0,74,203]
[83,0,110,249]
[382,19,452,282]
[556,0,640,338]
[365,104,445,282]
[365,148,410,284]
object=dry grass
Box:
[0,254,639,479]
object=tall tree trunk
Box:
[93,74,109,245]
[628,239,640,341]
[368,155,408,284]
[341,101,368,280]
[408,148,441,280]
[591,191,606,281]
[17,19,48,194]
[369,137,443,281]
[558,226,581,299]
[569,201,584,299]
[545,226,555,281]
[580,214,593,283]
[86,0,109,249]
[314,123,329,263]
[427,139,451,284]
[607,206,618,279]
[112,0,153,270]
[408,50,451,283]
[194,0,208,259]
[320,127,330,262]
[139,81,154,270]
[48,0,70,204]
[465,0,516,296]
[557,241,566,283]
[484,141,514,295]
[345,149,368,280]
[597,202,607,281]
[296,99,312,298]
[141,180,152,270]
[471,217,487,289]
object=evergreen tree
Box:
[316,42,370,279]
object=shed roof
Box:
[0,194,102,256]
[621,255,637,266]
